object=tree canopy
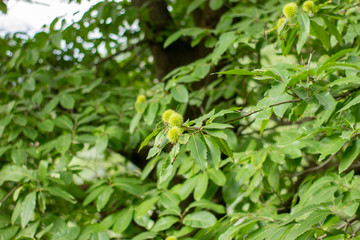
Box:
[1,0,360,239]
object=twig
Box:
[93,39,147,75]
[224,87,360,124]
[0,183,21,206]
[292,154,335,177]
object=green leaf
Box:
[83,186,106,206]
[338,93,360,112]
[60,94,75,110]
[186,0,206,15]
[209,0,223,10]
[113,207,133,234]
[11,148,26,165]
[204,123,233,129]
[217,69,260,76]
[151,216,178,232]
[315,92,335,110]
[186,200,225,214]
[327,76,360,87]
[252,149,267,169]
[37,119,54,132]
[171,84,189,103]
[310,20,330,51]
[54,115,74,130]
[207,168,226,186]
[50,31,62,49]
[55,134,72,154]
[21,192,37,228]
[296,11,310,54]
[96,186,113,211]
[0,115,12,137]
[139,128,160,152]
[187,135,208,171]
[339,140,360,173]
[43,97,59,113]
[135,197,160,217]
[183,211,217,228]
[144,102,159,125]
[42,186,77,204]
[204,135,221,169]
[194,173,208,200]
[38,160,48,184]
[130,112,142,134]
[164,31,182,48]
[322,17,342,44]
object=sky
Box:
[0,0,100,35]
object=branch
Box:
[0,183,21,206]
[225,87,360,124]
[93,39,147,71]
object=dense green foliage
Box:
[1,0,360,239]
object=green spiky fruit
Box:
[303,0,314,12]
[168,112,183,127]
[283,2,298,18]
[162,109,176,122]
[167,126,182,144]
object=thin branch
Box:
[93,40,147,75]
[224,87,360,124]
[0,183,21,206]
[292,154,335,177]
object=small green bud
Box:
[136,94,146,103]
[303,0,314,12]
[168,112,183,127]
[135,94,147,113]
[283,2,298,18]
[167,126,182,144]
[162,109,176,122]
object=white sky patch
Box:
[0,0,100,35]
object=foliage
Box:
[1,0,360,239]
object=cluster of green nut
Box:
[278,1,314,29]
[283,1,314,18]
[162,109,183,144]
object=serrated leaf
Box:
[139,128,160,152]
[183,211,217,228]
[310,20,330,51]
[187,135,208,171]
[113,207,133,234]
[296,11,310,54]
[42,186,77,204]
[194,173,208,200]
[338,93,360,112]
[53,115,74,130]
[315,92,335,110]
[151,216,178,232]
[186,199,225,214]
[339,140,360,173]
[171,84,189,103]
[207,168,226,186]
[60,94,75,110]
[204,135,221,169]
[96,186,113,211]
[21,192,37,228]
[11,148,26,165]
[55,134,72,154]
